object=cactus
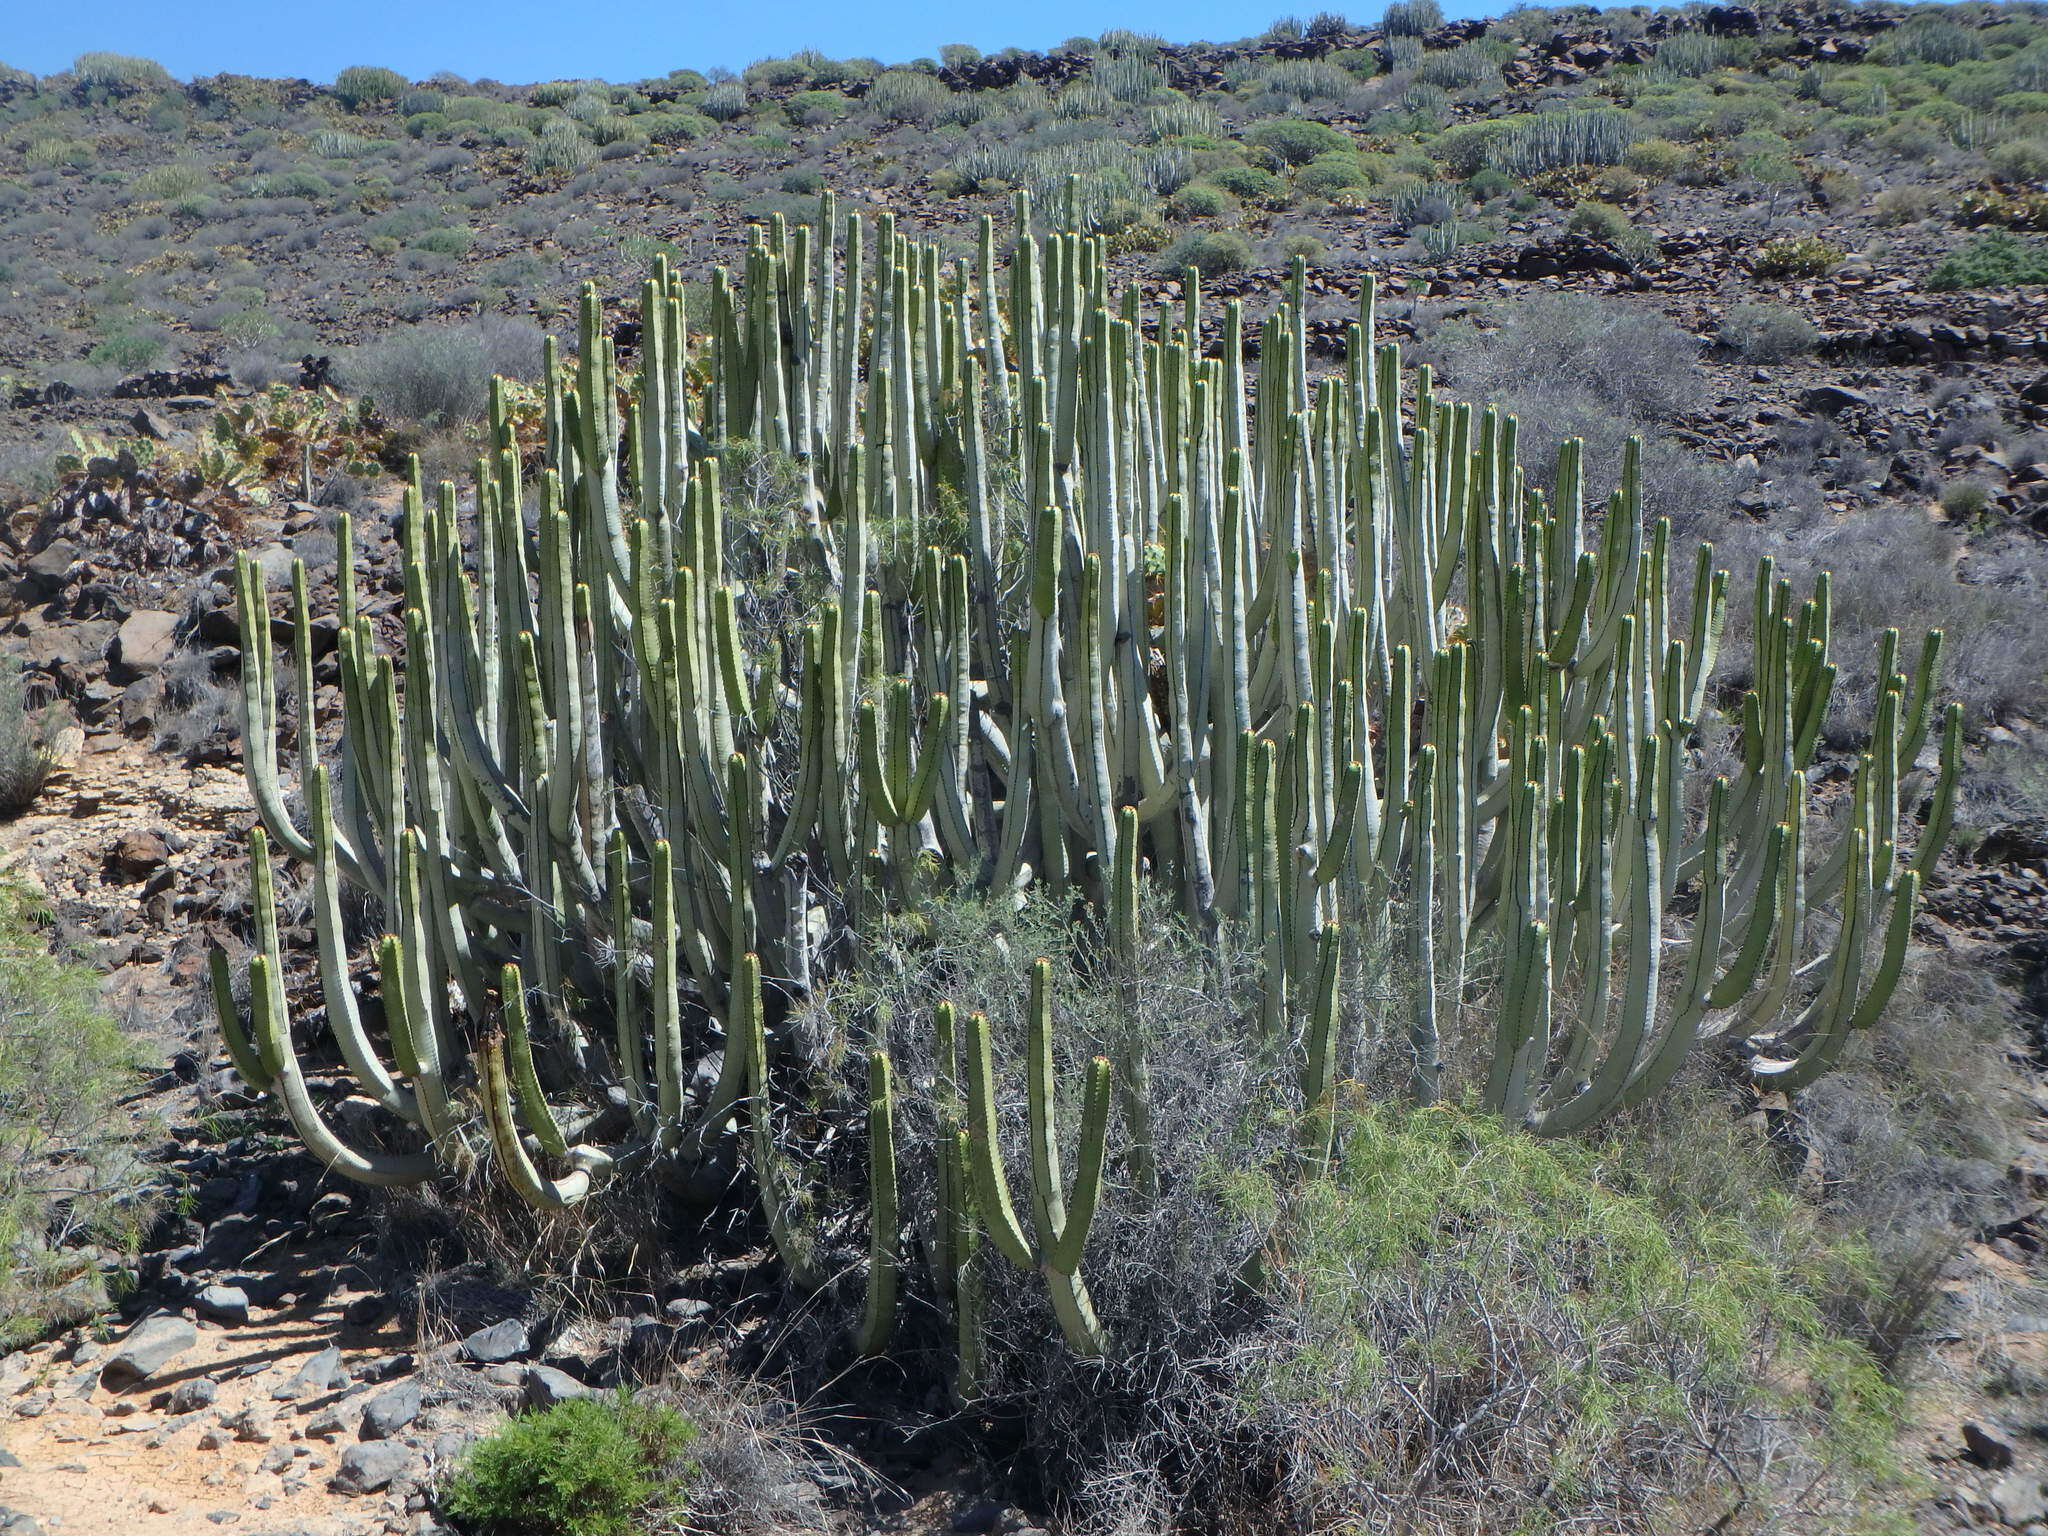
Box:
[962,961,1113,1357]
[217,196,1962,1374]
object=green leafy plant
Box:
[1751,235,1844,279]
[0,880,152,1347]
[1927,229,2048,291]
[441,1392,698,1536]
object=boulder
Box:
[522,1365,591,1410]
[192,1284,250,1326]
[108,610,178,683]
[459,1319,530,1365]
[272,1344,343,1401]
[359,1379,421,1441]
[100,1315,198,1388]
[332,1441,414,1496]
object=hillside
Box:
[0,5,2047,1536]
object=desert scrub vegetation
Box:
[210,206,1982,1531]
[0,882,154,1347]
[0,657,59,818]
[340,315,547,424]
[804,890,1920,1532]
[1927,229,2048,291]
[441,1391,699,1536]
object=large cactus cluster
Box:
[214,187,1959,1368]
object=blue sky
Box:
[6,0,1500,85]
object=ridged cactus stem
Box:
[855,1050,899,1356]
[962,964,1112,1357]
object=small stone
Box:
[459,1319,529,1365]
[304,1405,350,1439]
[359,1379,421,1441]
[1802,383,1873,415]
[332,1441,414,1495]
[953,1500,1008,1534]
[1964,1420,2017,1471]
[192,1285,251,1327]
[169,1377,218,1414]
[258,1444,296,1473]
[196,1428,227,1451]
[1993,1473,2048,1527]
[483,1364,524,1388]
[101,1315,198,1388]
[522,1365,591,1409]
[129,408,174,440]
[273,1345,343,1401]
[341,1293,387,1329]
[223,1403,274,1443]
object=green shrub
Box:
[1565,198,1631,242]
[1246,118,1349,166]
[1623,136,1685,178]
[1382,0,1442,36]
[1463,165,1513,201]
[1162,228,1255,275]
[1168,183,1232,219]
[1277,231,1326,263]
[784,88,846,124]
[128,163,207,203]
[0,660,57,818]
[780,168,825,194]
[1206,164,1289,207]
[0,878,152,1347]
[1297,153,1368,196]
[88,330,168,371]
[441,1392,698,1536]
[344,316,546,424]
[1719,302,1819,361]
[640,110,714,145]
[1939,480,1994,519]
[408,225,475,257]
[334,65,408,110]
[1254,1102,1904,1522]
[1990,138,2048,184]
[865,69,949,123]
[1751,234,1844,279]
[71,53,171,94]
[1928,230,2048,290]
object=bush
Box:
[1297,153,1368,197]
[1751,235,1844,279]
[1719,302,1819,361]
[344,316,547,424]
[1258,1101,1902,1529]
[71,53,171,94]
[408,225,475,256]
[1162,228,1254,275]
[1168,183,1232,219]
[1206,164,1289,207]
[128,163,207,203]
[701,79,750,120]
[88,330,168,372]
[0,880,152,1347]
[783,88,845,124]
[1246,118,1349,166]
[1565,198,1630,242]
[1623,136,1685,178]
[865,69,950,124]
[0,660,57,819]
[1940,479,1993,519]
[1382,0,1442,36]
[334,65,407,110]
[441,1392,698,1536]
[1927,230,2048,291]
